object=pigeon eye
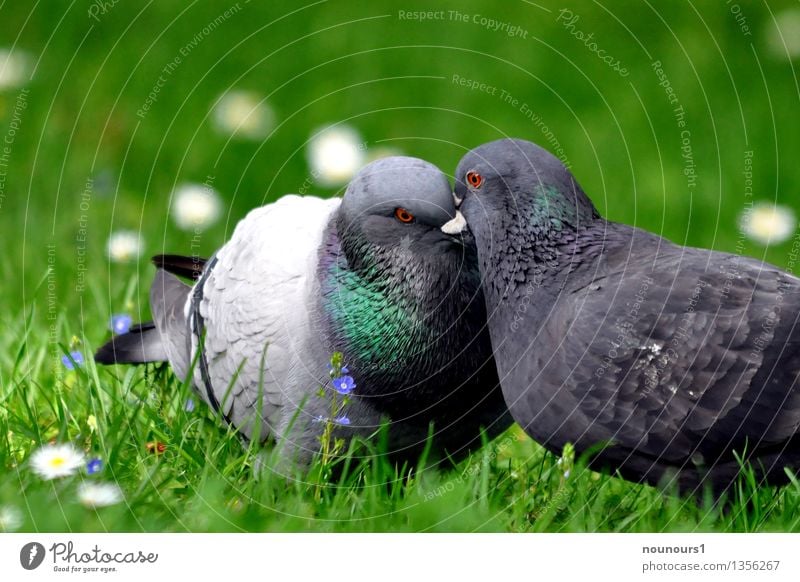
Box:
[394,208,415,223]
[466,171,483,188]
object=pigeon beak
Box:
[441,210,467,235]
[453,192,463,208]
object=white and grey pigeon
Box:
[456,138,800,496]
[96,156,511,466]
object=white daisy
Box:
[0,505,23,532]
[77,482,123,508]
[739,202,796,246]
[106,230,144,263]
[212,90,274,140]
[766,8,800,59]
[30,443,85,480]
[307,125,366,187]
[0,48,32,91]
[171,182,223,231]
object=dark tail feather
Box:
[151,254,207,280]
[94,321,168,365]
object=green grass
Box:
[2,1,800,532]
[3,330,800,533]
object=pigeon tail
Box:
[151,254,207,280]
[95,269,192,374]
[94,321,167,364]
[149,269,192,379]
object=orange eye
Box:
[394,207,415,223]
[466,171,483,188]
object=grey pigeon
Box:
[97,156,510,466]
[456,138,800,495]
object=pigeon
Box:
[96,156,511,466]
[456,138,800,496]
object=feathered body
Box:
[98,157,511,466]
[458,138,800,494]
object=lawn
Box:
[1,0,800,532]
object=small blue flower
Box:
[110,314,133,335]
[335,415,350,426]
[184,398,195,412]
[332,375,355,395]
[86,458,103,475]
[328,363,350,375]
[61,351,84,370]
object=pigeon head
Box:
[338,156,466,258]
[322,156,496,419]
[455,138,598,242]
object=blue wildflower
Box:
[110,314,133,335]
[335,415,350,426]
[184,398,195,412]
[327,363,350,375]
[332,375,355,395]
[86,458,103,475]
[61,351,84,370]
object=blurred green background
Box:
[1,0,799,321]
[2,0,800,533]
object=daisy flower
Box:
[212,90,274,140]
[30,443,85,480]
[0,505,22,532]
[171,183,223,231]
[766,8,800,59]
[307,125,366,187]
[77,482,123,508]
[739,202,796,246]
[0,48,32,91]
[106,230,144,263]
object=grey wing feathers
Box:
[150,269,192,380]
[536,225,800,475]
[94,321,168,364]
[189,195,341,442]
[94,268,192,368]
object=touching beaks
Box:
[441,210,467,235]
